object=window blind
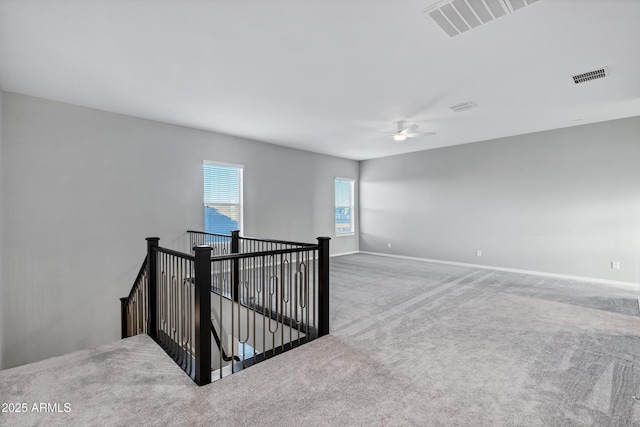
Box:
[204,162,243,235]
[335,178,354,235]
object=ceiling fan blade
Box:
[371,122,432,140]
[406,132,436,138]
[396,122,418,135]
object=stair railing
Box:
[121,231,330,386]
[120,256,148,339]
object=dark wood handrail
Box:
[126,256,148,300]
[210,320,240,362]
[238,235,316,247]
[187,230,232,238]
[209,246,319,261]
[188,229,315,248]
[155,246,196,260]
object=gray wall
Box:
[0,88,4,369]
[0,92,358,369]
[360,117,640,285]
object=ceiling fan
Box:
[372,120,436,142]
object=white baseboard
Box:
[358,251,640,293]
[331,251,359,258]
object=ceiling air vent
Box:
[425,0,541,38]
[449,101,479,112]
[572,67,608,84]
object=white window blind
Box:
[335,178,354,235]
[203,162,243,235]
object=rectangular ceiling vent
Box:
[425,0,541,38]
[449,101,479,112]
[572,67,608,84]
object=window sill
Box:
[335,233,355,237]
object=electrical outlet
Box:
[387,243,392,248]
[476,250,482,257]
[611,261,620,270]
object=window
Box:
[335,178,355,235]
[203,161,243,235]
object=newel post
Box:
[146,237,160,340]
[120,297,128,339]
[231,230,240,303]
[194,245,212,386]
[317,237,331,337]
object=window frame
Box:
[203,160,244,235]
[334,177,355,237]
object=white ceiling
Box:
[1,0,639,161]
